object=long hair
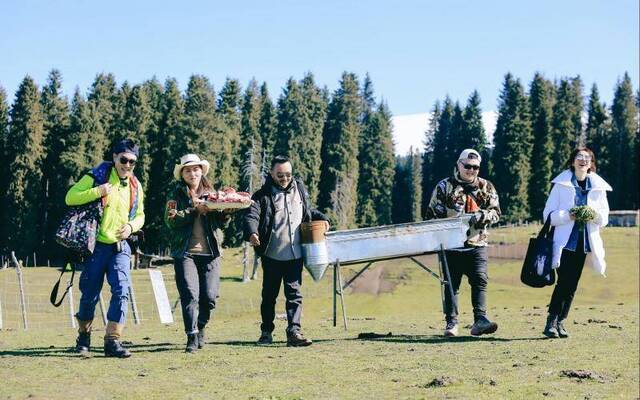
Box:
[566,147,597,173]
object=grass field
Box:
[0,226,638,399]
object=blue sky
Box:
[1,0,638,117]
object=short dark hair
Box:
[271,155,291,169]
[566,147,597,173]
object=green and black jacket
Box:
[164,183,230,258]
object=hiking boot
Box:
[185,333,199,353]
[543,314,559,338]
[257,331,273,345]
[470,316,498,336]
[557,320,569,338]
[286,331,312,347]
[75,332,91,354]
[444,321,459,337]
[104,339,132,358]
[197,327,206,349]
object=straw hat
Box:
[173,154,211,181]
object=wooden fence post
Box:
[11,252,28,330]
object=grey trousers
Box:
[174,255,221,334]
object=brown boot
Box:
[75,318,93,354]
[104,321,131,358]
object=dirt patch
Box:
[348,266,398,295]
[421,376,458,388]
[560,370,607,383]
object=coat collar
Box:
[551,169,612,191]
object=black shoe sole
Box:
[286,341,312,347]
[543,331,559,338]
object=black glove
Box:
[468,211,486,228]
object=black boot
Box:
[543,314,559,338]
[197,326,206,349]
[557,320,569,338]
[75,332,91,355]
[185,333,199,353]
[104,339,132,358]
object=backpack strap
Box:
[49,262,76,307]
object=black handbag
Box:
[520,216,556,288]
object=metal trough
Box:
[325,216,471,265]
[326,216,472,330]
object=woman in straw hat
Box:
[165,154,232,352]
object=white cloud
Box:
[391,112,498,156]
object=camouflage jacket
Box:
[425,172,501,247]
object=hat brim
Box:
[174,160,210,181]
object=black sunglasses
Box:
[461,163,480,171]
[119,156,137,166]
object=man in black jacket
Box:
[244,155,329,346]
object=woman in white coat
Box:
[542,148,612,338]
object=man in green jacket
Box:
[67,139,145,358]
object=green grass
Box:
[0,227,638,399]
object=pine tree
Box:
[391,155,410,224]
[461,90,488,154]
[361,73,376,120]
[430,97,455,182]
[585,84,610,178]
[295,73,327,202]
[217,78,242,188]
[421,101,440,218]
[449,102,465,158]
[239,79,263,193]
[0,87,9,251]
[391,150,421,223]
[551,77,584,172]
[318,72,362,229]
[40,70,72,256]
[118,85,152,190]
[87,73,120,162]
[179,75,221,177]
[67,89,100,179]
[357,103,395,227]
[145,78,184,253]
[408,147,423,222]
[274,77,303,157]
[609,73,638,209]
[258,82,277,166]
[4,76,46,257]
[491,73,532,222]
[528,73,556,220]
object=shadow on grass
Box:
[0,342,182,358]
[220,276,244,282]
[206,338,339,347]
[354,334,549,344]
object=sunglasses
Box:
[461,163,480,171]
[575,155,592,162]
[119,156,137,166]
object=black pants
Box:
[443,247,488,322]
[548,249,587,320]
[174,255,221,334]
[260,257,303,334]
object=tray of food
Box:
[203,187,252,210]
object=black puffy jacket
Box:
[243,176,328,256]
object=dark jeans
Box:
[174,255,221,334]
[260,257,303,334]
[548,249,587,320]
[443,247,488,322]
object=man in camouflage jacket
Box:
[426,149,501,337]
